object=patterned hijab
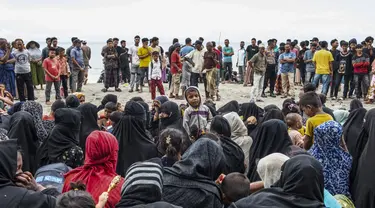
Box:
[308,121,352,196]
[21,101,48,142]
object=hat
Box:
[258,43,265,48]
[173,42,181,48]
[73,39,82,44]
[82,40,87,44]
[121,158,163,196]
[26,41,40,49]
[310,37,319,42]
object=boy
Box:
[42,48,61,105]
[56,47,70,98]
[286,113,304,148]
[352,44,370,100]
[98,102,117,130]
[216,173,250,207]
[148,51,165,100]
[183,86,213,135]
[300,92,333,150]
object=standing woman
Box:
[26,41,45,90]
[0,38,16,97]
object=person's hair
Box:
[320,41,328,48]
[46,37,51,41]
[199,37,204,42]
[318,94,327,105]
[251,38,256,41]
[51,100,66,112]
[286,113,301,128]
[330,39,338,45]
[365,36,374,43]
[152,51,159,56]
[299,92,322,108]
[71,37,78,43]
[225,39,229,42]
[257,40,262,45]
[56,182,96,208]
[160,128,183,161]
[356,44,363,49]
[300,41,306,47]
[109,111,122,125]
[291,42,296,47]
[172,38,179,44]
[341,41,348,46]
[105,102,117,112]
[113,37,119,41]
[185,38,192,44]
[221,173,251,203]
[130,97,144,102]
[57,47,65,54]
[303,83,316,93]
[141,38,148,43]
[293,39,298,44]
[134,35,140,39]
[361,41,366,46]
[120,40,126,44]
[212,41,216,47]
[48,47,56,52]
[189,124,214,141]
[210,116,231,138]
[286,39,291,42]
[51,37,57,41]
[151,37,159,42]
[310,43,317,47]
[282,99,300,116]
[66,95,80,108]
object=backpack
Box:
[35,163,71,193]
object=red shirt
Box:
[213,48,221,69]
[171,51,182,74]
[43,58,60,82]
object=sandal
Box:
[101,88,108,92]
[115,88,122,92]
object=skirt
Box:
[0,66,16,96]
[30,62,45,85]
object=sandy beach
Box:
[34,82,370,114]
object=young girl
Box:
[159,128,183,167]
[286,113,304,147]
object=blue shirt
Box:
[180,45,194,57]
[223,46,234,63]
[304,49,316,73]
[0,49,15,71]
[70,47,84,68]
[279,52,296,73]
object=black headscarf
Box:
[113,102,158,177]
[349,99,363,112]
[0,140,17,189]
[137,101,151,129]
[77,103,100,153]
[264,104,281,113]
[159,101,183,131]
[217,100,239,115]
[210,116,245,173]
[124,100,146,121]
[250,109,285,139]
[47,108,81,164]
[343,108,367,156]
[163,138,226,208]
[233,155,325,208]
[239,102,263,122]
[204,100,217,117]
[8,112,39,174]
[65,95,80,108]
[352,109,375,207]
[247,119,293,182]
[98,94,118,111]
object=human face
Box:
[350,43,356,51]
[16,151,23,175]
[47,39,51,46]
[240,42,245,48]
[301,105,315,118]
[0,39,6,49]
[196,44,202,50]
[175,46,181,52]
[224,40,229,46]
[159,112,170,119]
[135,38,140,45]
[108,41,114,48]
[342,45,348,52]
[356,47,363,55]
[121,41,126,48]
[186,90,200,107]
[259,47,265,54]
[285,45,291,52]
[311,46,316,52]
[206,43,213,51]
[143,41,148,47]
[76,42,82,48]
[296,115,303,129]
[17,41,23,50]
[331,41,339,49]
[113,40,119,46]
[251,39,256,45]
[59,50,65,57]
[153,40,159,46]
[49,50,56,58]
[52,39,58,47]
[153,54,159,61]
[105,108,114,118]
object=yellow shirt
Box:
[312,50,334,74]
[138,46,152,68]
[305,113,333,140]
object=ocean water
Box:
[58,41,242,83]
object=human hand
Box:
[96,192,109,208]
[296,139,304,148]
[247,116,257,125]
[15,171,38,191]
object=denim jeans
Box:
[313,74,331,95]
[353,74,370,98]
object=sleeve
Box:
[183,108,191,135]
[303,51,307,60]
[278,54,283,61]
[312,53,316,62]
[305,118,313,137]
[19,190,57,208]
[148,62,152,80]
[185,50,194,59]
[171,52,177,64]
[250,54,257,63]
[137,48,142,56]
[70,49,76,60]
[205,109,213,131]
[329,53,334,62]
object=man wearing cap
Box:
[70,39,85,93]
[279,43,297,98]
[184,40,207,88]
[248,43,267,102]
[137,38,152,93]
[81,40,91,84]
[312,41,334,95]
[169,43,182,99]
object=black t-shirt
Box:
[246,45,259,60]
[336,51,353,75]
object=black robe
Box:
[232,155,325,208]
[250,109,285,139]
[239,102,263,135]
[97,94,118,111]
[343,108,367,155]
[8,111,39,174]
[217,100,239,115]
[247,119,293,182]
[77,103,100,153]
[349,99,363,112]
[0,140,57,208]
[352,109,375,208]
[162,138,226,208]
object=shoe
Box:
[243,84,248,87]
[135,88,140,92]
[256,99,264,102]
[129,89,134,93]
[46,101,52,105]
[270,93,276,98]
[261,93,267,98]
[216,95,221,101]
[101,88,108,92]
[139,87,143,93]
[169,94,176,98]
[332,97,337,100]
[115,88,122,92]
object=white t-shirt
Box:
[12,49,31,74]
[28,48,42,60]
[237,48,246,66]
[185,48,207,73]
[128,45,140,65]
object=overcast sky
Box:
[2,0,375,44]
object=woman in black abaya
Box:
[343,108,367,155]
[232,155,325,208]
[8,111,39,174]
[97,94,117,111]
[113,101,158,177]
[239,102,263,135]
[217,100,239,115]
[247,119,293,182]
[77,103,99,153]
[351,109,375,208]
[250,109,285,139]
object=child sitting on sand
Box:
[286,113,304,148]
[216,173,251,208]
[106,111,122,133]
[98,102,118,130]
[0,83,14,112]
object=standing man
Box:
[70,39,85,93]
[51,37,58,50]
[128,35,140,92]
[81,40,91,85]
[150,37,162,57]
[168,38,179,65]
[304,43,317,83]
[222,39,234,83]
[312,41,334,95]
[42,37,51,60]
[185,40,206,88]
[203,42,219,100]
[42,48,61,105]
[119,40,130,85]
[180,38,194,92]
[12,39,34,101]
[0,39,16,96]
[237,41,246,84]
[245,38,259,86]
[66,37,78,90]
[329,39,340,98]
[334,41,353,100]
[297,41,308,85]
[279,43,297,99]
[169,43,182,99]
[248,43,266,102]
[137,38,152,93]
[262,39,277,98]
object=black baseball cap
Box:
[310,37,319,42]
